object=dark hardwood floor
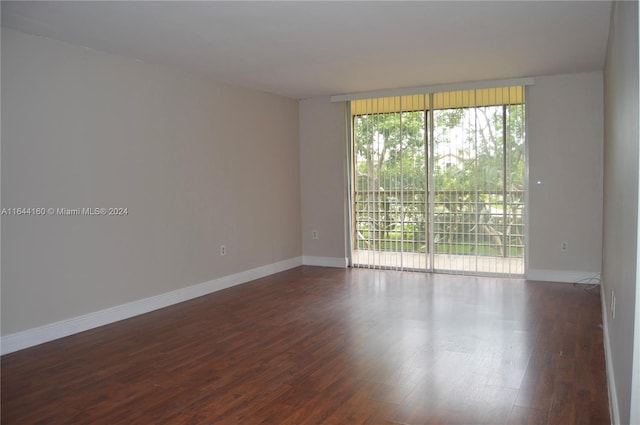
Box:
[1,266,610,424]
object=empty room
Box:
[1,1,639,424]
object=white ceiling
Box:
[2,1,612,99]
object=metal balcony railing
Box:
[354,189,524,257]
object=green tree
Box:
[354,111,425,191]
[431,105,525,255]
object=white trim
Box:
[302,256,348,268]
[0,256,303,355]
[330,77,535,102]
[526,269,601,283]
[601,284,621,425]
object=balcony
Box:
[353,189,524,276]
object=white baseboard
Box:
[302,256,348,268]
[526,269,601,283]
[601,284,621,425]
[1,256,303,355]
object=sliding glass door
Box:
[350,86,525,276]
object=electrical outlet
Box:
[220,245,226,256]
[610,290,616,319]
[560,241,568,252]
[312,230,318,239]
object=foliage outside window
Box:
[352,87,525,260]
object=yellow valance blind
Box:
[351,86,524,116]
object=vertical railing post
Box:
[502,105,508,257]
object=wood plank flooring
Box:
[1,266,610,424]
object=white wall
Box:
[602,1,639,424]
[527,72,604,282]
[1,29,301,337]
[299,97,347,267]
